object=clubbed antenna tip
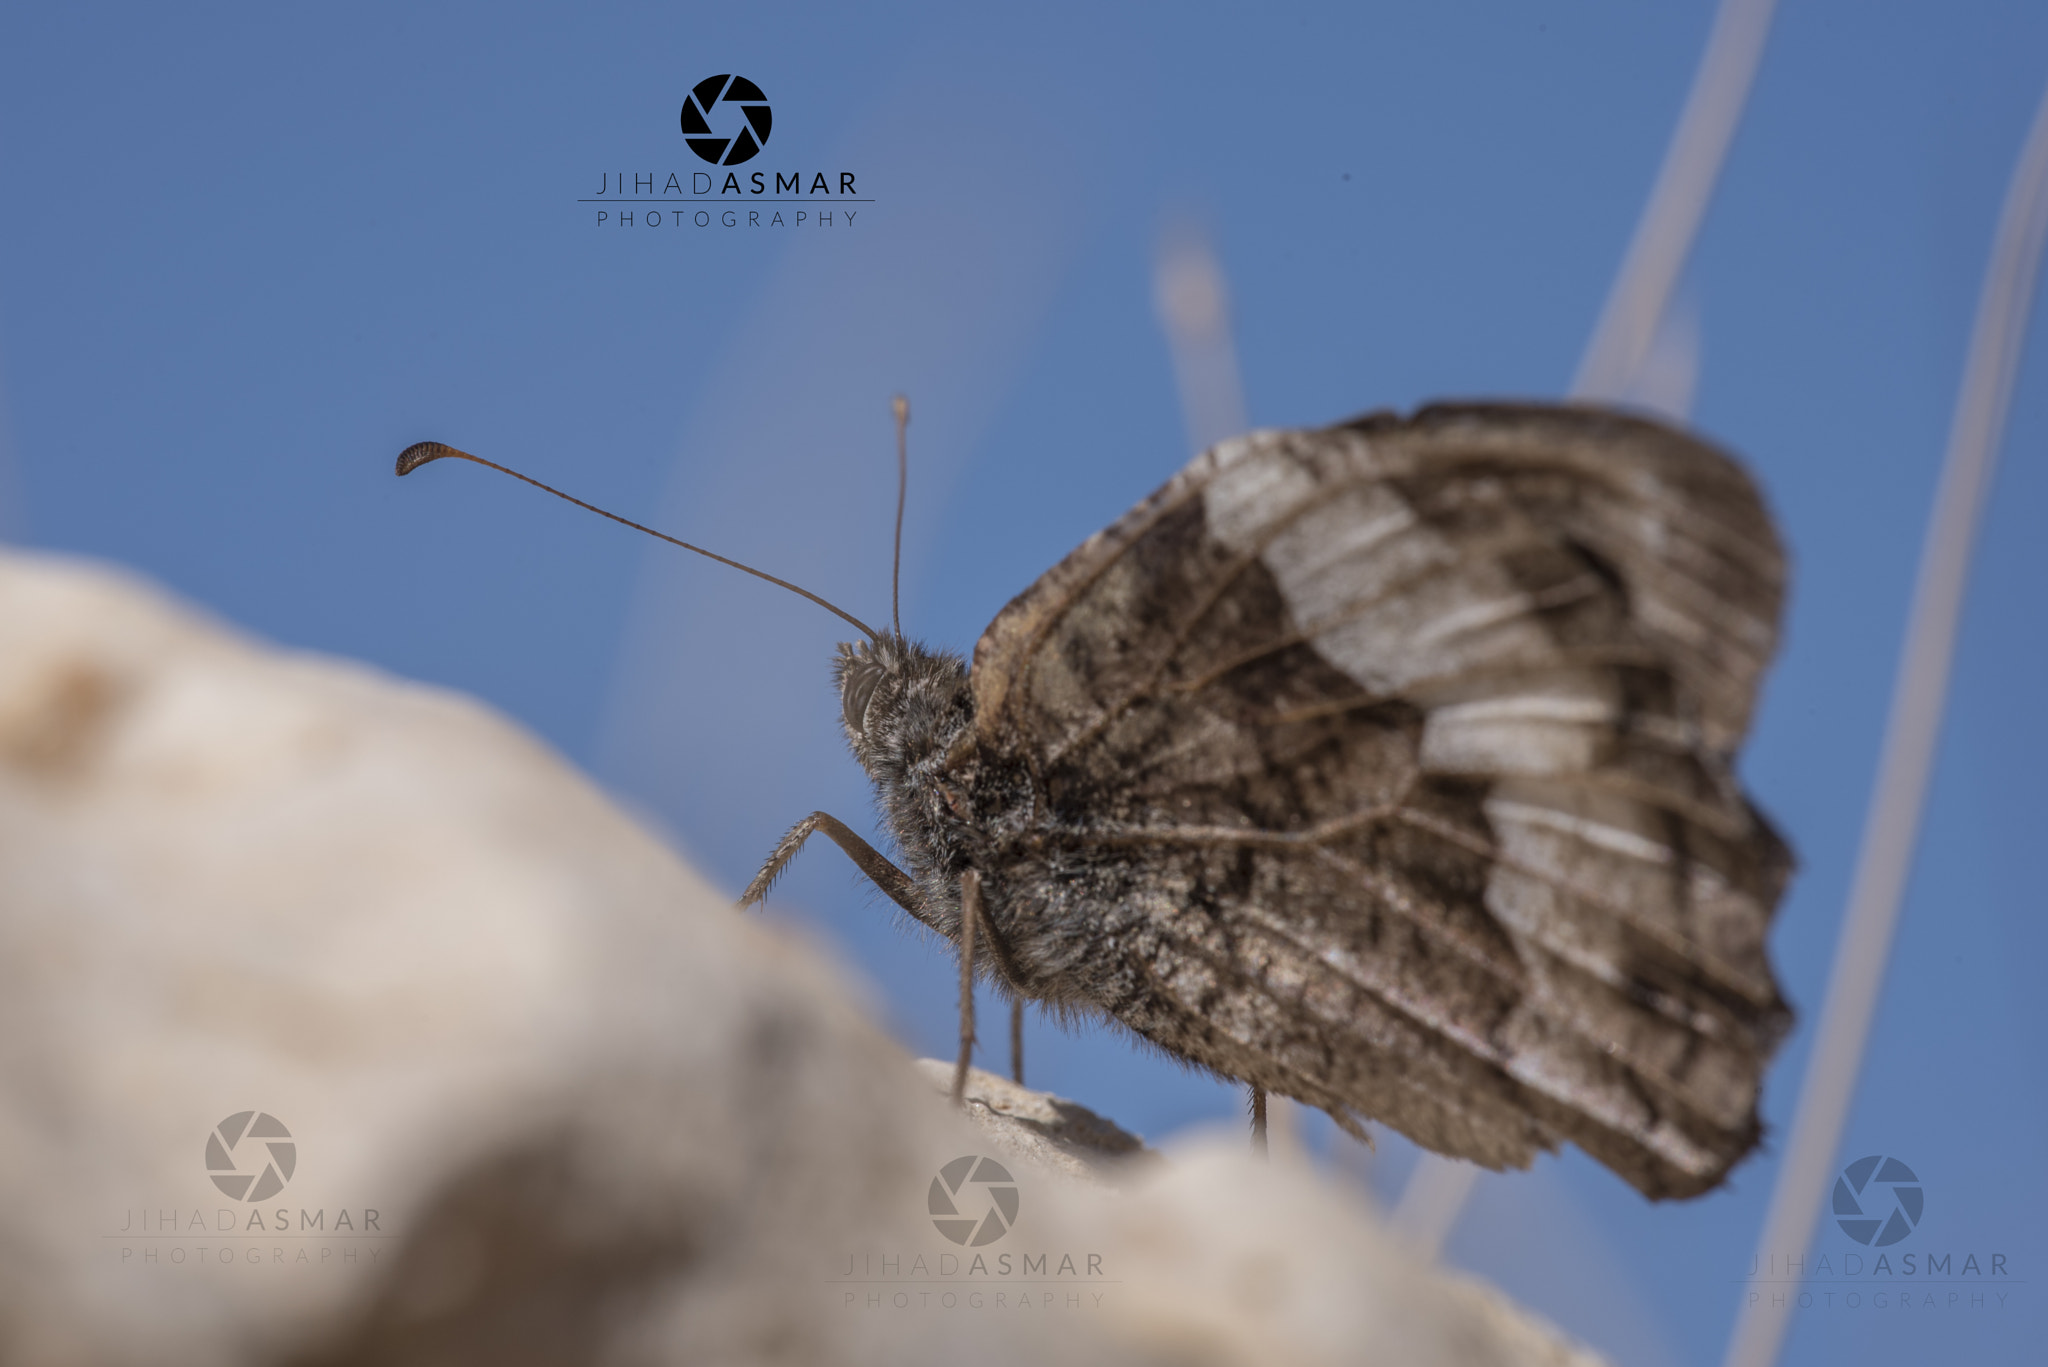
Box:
[395,441,461,477]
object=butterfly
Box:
[401,398,1792,1200]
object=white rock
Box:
[0,548,1605,1367]
[914,1059,1154,1183]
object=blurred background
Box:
[1,3,2043,1364]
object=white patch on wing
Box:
[1487,796,1675,868]
[1203,431,1575,699]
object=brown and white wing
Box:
[968,402,1791,1199]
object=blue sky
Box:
[2,4,2044,1364]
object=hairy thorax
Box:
[835,636,976,904]
[834,635,1067,995]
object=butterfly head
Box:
[833,634,968,776]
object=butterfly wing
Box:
[964,402,1790,1199]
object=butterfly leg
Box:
[738,811,933,928]
[745,817,1013,1106]
[952,870,983,1106]
[1249,1085,1269,1157]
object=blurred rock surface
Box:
[0,548,1605,1367]
[913,1060,1152,1184]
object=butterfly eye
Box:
[842,661,886,736]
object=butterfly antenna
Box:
[890,394,909,640]
[394,442,880,643]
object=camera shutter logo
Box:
[205,1111,296,1202]
[929,1155,1018,1246]
[1833,1155,1923,1247]
[680,74,771,166]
